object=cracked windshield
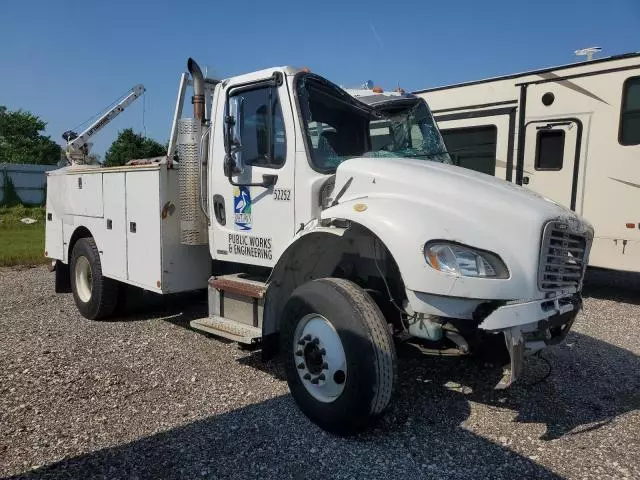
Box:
[298,76,451,170]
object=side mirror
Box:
[225,96,244,175]
[224,89,278,189]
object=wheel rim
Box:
[293,313,347,403]
[74,256,93,303]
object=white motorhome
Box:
[46,58,593,434]
[412,53,640,273]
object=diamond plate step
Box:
[190,315,262,344]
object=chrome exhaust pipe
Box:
[187,57,205,123]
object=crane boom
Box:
[63,84,145,164]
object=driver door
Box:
[209,74,296,268]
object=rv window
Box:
[619,76,640,146]
[440,126,497,176]
[535,130,565,171]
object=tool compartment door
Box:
[44,175,64,260]
[65,173,104,217]
[101,173,127,280]
[125,169,162,290]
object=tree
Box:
[0,105,61,165]
[104,128,166,166]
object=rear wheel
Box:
[281,278,396,435]
[70,237,118,320]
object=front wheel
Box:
[70,237,118,320]
[281,278,397,435]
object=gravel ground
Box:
[0,266,638,479]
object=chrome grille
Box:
[538,221,588,291]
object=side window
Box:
[619,76,640,146]
[535,129,565,170]
[230,86,286,168]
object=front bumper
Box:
[406,287,581,389]
[487,291,581,389]
[480,289,580,331]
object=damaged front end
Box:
[482,291,582,389]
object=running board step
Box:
[209,273,267,299]
[190,315,262,344]
[208,273,267,331]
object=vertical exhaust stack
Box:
[178,58,207,245]
[187,58,206,124]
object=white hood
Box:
[322,157,592,300]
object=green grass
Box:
[0,206,48,266]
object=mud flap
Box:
[55,260,72,293]
[495,327,525,390]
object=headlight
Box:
[424,242,509,279]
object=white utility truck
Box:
[45,58,593,434]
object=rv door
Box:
[522,119,583,210]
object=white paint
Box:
[74,255,92,303]
[101,173,127,279]
[46,164,210,293]
[125,170,162,287]
[207,73,296,267]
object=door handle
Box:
[522,176,530,185]
[213,194,226,226]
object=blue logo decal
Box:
[233,186,252,231]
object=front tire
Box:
[281,278,396,435]
[70,237,118,320]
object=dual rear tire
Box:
[281,278,397,435]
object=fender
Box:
[264,225,347,336]
[320,196,534,301]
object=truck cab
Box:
[45,59,594,434]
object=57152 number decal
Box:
[273,189,291,201]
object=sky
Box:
[1,0,638,157]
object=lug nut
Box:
[310,377,320,385]
[318,374,325,381]
[297,363,305,369]
[297,340,305,346]
[295,350,303,356]
[312,337,320,345]
[303,373,311,380]
[303,334,311,341]
[319,348,326,355]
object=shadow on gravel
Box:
[10,398,562,480]
[583,268,640,305]
[105,287,208,324]
[11,331,638,479]
[389,330,640,441]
